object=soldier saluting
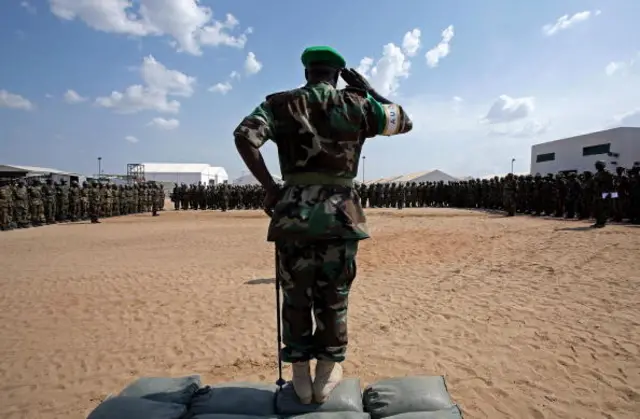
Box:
[233,46,412,404]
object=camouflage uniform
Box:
[502,174,516,216]
[68,181,81,221]
[80,181,90,219]
[593,161,613,227]
[151,184,160,216]
[56,180,69,222]
[13,180,30,228]
[0,181,14,230]
[43,179,57,224]
[234,53,412,365]
[28,179,46,226]
[89,182,101,223]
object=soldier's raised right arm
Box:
[340,67,412,139]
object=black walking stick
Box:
[265,207,287,389]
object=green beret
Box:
[301,46,346,69]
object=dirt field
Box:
[0,208,639,419]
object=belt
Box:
[283,172,354,187]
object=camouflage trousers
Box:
[14,204,29,226]
[30,201,45,225]
[277,239,358,363]
[44,199,56,223]
[0,205,11,229]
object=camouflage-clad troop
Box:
[170,182,265,211]
[0,178,166,231]
[233,46,413,404]
[357,163,640,225]
[166,163,640,227]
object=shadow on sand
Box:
[555,226,594,232]
[54,221,93,226]
[245,278,276,285]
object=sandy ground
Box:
[0,208,639,419]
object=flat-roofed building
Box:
[530,127,640,175]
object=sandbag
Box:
[385,406,463,419]
[118,375,201,405]
[87,396,186,419]
[190,415,279,419]
[288,413,371,419]
[188,382,278,416]
[276,378,363,415]
[362,376,454,419]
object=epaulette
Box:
[265,90,290,101]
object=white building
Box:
[367,169,459,184]
[141,163,228,185]
[530,127,640,175]
[0,164,84,183]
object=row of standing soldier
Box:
[356,162,639,227]
[170,182,265,211]
[4,164,637,231]
[0,178,166,231]
[170,163,640,226]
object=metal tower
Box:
[126,163,145,184]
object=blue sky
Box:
[1,0,639,180]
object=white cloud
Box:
[356,57,374,75]
[353,27,445,96]
[96,86,180,113]
[21,1,36,14]
[488,119,550,138]
[208,82,232,94]
[604,53,638,76]
[95,55,195,114]
[0,89,34,110]
[484,95,535,124]
[200,14,250,50]
[402,29,421,57]
[139,56,194,97]
[605,62,625,76]
[613,109,640,127]
[452,96,463,113]
[48,0,249,55]
[542,10,601,36]
[359,44,410,96]
[125,135,139,143]
[147,117,179,130]
[45,93,53,99]
[64,89,87,104]
[244,52,262,75]
[230,70,240,80]
[425,25,454,68]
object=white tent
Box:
[366,169,459,184]
[0,164,84,183]
[141,163,228,185]
[409,169,459,183]
[233,172,282,185]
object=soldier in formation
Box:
[169,182,266,211]
[356,162,640,227]
[5,164,638,231]
[165,164,640,227]
[0,177,166,231]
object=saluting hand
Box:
[340,68,372,92]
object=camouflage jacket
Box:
[234,81,411,242]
